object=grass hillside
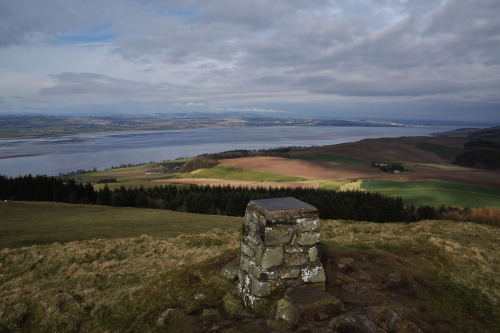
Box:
[1,202,499,332]
[0,201,241,249]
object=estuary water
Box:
[0,125,457,177]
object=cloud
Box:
[40,72,172,98]
[0,0,498,122]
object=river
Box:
[0,125,458,177]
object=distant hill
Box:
[451,126,500,169]
[432,127,481,136]
[467,126,500,138]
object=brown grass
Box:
[1,218,499,331]
[0,230,240,331]
[321,219,500,306]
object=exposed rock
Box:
[155,308,183,327]
[221,256,240,281]
[384,308,402,331]
[388,272,402,282]
[301,264,326,283]
[201,308,220,319]
[329,313,377,333]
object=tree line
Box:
[2,174,498,226]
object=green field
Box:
[291,154,367,165]
[176,165,306,182]
[361,180,500,208]
[71,161,186,190]
[0,201,241,249]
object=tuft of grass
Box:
[175,165,306,182]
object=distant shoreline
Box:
[0,153,45,159]
[0,124,429,141]
[0,113,438,141]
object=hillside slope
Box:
[0,202,498,332]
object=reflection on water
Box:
[0,126,457,177]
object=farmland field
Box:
[290,154,367,165]
[175,165,306,182]
[361,180,500,207]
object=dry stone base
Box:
[238,197,326,310]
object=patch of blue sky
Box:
[58,25,115,44]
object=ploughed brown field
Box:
[167,138,500,189]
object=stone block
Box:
[245,234,263,246]
[264,226,294,246]
[249,265,277,281]
[285,245,305,254]
[280,267,301,279]
[221,256,240,281]
[297,217,322,232]
[301,264,326,283]
[251,276,271,297]
[255,246,283,270]
[297,232,320,246]
[240,254,254,273]
[241,241,254,258]
[285,253,308,266]
[308,246,319,262]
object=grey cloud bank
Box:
[0,0,499,123]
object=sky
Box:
[0,0,499,123]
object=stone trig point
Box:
[238,197,326,310]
